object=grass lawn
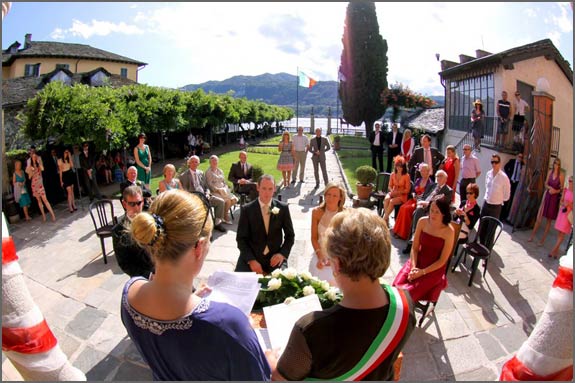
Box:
[337,149,389,195]
[333,135,370,148]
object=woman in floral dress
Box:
[26,152,56,222]
[277,131,296,188]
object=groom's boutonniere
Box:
[270,206,280,215]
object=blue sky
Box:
[2,2,573,96]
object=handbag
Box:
[13,183,22,203]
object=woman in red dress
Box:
[382,156,411,225]
[442,145,460,203]
[400,129,415,163]
[393,163,433,240]
[392,198,454,302]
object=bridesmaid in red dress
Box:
[400,129,415,163]
[393,163,433,240]
[392,198,454,302]
[442,145,460,203]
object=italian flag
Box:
[298,70,317,89]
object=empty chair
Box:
[89,199,117,264]
[451,216,503,286]
[370,172,390,216]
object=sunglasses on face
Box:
[125,200,143,207]
[491,161,500,164]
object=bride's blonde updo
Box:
[130,189,212,263]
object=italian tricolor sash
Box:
[306,284,410,381]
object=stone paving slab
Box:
[2,140,564,381]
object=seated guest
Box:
[158,164,182,193]
[402,170,452,254]
[123,189,271,380]
[393,198,455,302]
[309,182,347,285]
[453,183,481,255]
[228,151,258,202]
[382,156,411,225]
[206,154,238,223]
[266,208,415,380]
[97,154,113,185]
[393,163,434,240]
[179,155,227,233]
[120,166,152,210]
[112,186,154,278]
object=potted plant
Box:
[355,165,377,200]
[332,135,341,150]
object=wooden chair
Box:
[451,216,503,286]
[371,172,391,216]
[88,199,117,264]
[415,221,462,327]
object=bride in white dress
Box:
[309,182,347,285]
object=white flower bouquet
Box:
[253,267,343,310]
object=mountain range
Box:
[180,73,444,117]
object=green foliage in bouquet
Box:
[253,268,343,311]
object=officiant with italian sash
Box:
[266,208,415,380]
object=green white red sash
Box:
[306,284,410,381]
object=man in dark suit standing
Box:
[502,153,524,221]
[408,134,445,181]
[308,128,330,189]
[79,142,103,201]
[120,166,152,209]
[235,174,295,274]
[368,122,385,172]
[386,123,403,172]
[228,150,257,202]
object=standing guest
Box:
[59,148,77,213]
[393,163,434,240]
[26,152,56,222]
[393,198,455,302]
[120,166,153,210]
[496,90,511,147]
[158,164,183,194]
[235,175,295,274]
[400,128,415,163]
[453,183,481,255]
[267,208,415,381]
[112,185,155,278]
[277,131,296,188]
[291,126,310,184]
[72,144,84,196]
[512,91,529,137]
[309,182,346,285]
[123,190,271,380]
[308,128,331,189]
[459,144,482,199]
[471,99,485,152]
[187,132,196,156]
[528,158,564,245]
[442,145,460,203]
[79,142,103,202]
[179,155,227,233]
[386,123,403,173]
[382,156,410,225]
[408,134,445,181]
[368,122,384,172]
[549,176,573,259]
[96,154,113,185]
[134,133,152,189]
[205,155,237,223]
[481,154,511,220]
[502,152,525,221]
[228,151,257,202]
[12,159,32,221]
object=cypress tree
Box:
[338,1,388,137]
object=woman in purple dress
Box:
[528,158,564,246]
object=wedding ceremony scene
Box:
[2,2,573,382]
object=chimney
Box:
[440,60,459,71]
[24,33,32,49]
[459,54,475,64]
[475,49,492,58]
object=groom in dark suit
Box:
[308,128,330,188]
[235,174,295,274]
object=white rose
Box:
[267,278,282,291]
[271,269,281,278]
[271,207,280,215]
[281,267,297,280]
[320,281,330,291]
[326,287,339,301]
[284,297,295,304]
[303,286,316,296]
[300,271,313,281]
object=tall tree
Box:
[339,1,388,137]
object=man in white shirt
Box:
[512,91,529,133]
[368,122,384,172]
[481,154,511,220]
[459,144,482,198]
[291,126,310,184]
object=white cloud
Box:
[50,19,144,40]
[551,2,573,33]
[49,28,66,40]
[524,8,537,17]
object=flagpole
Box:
[336,76,339,135]
[296,67,299,129]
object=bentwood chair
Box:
[415,221,462,327]
[88,199,117,264]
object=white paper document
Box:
[207,271,260,316]
[263,294,322,354]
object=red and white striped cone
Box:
[500,245,573,381]
[2,214,86,381]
